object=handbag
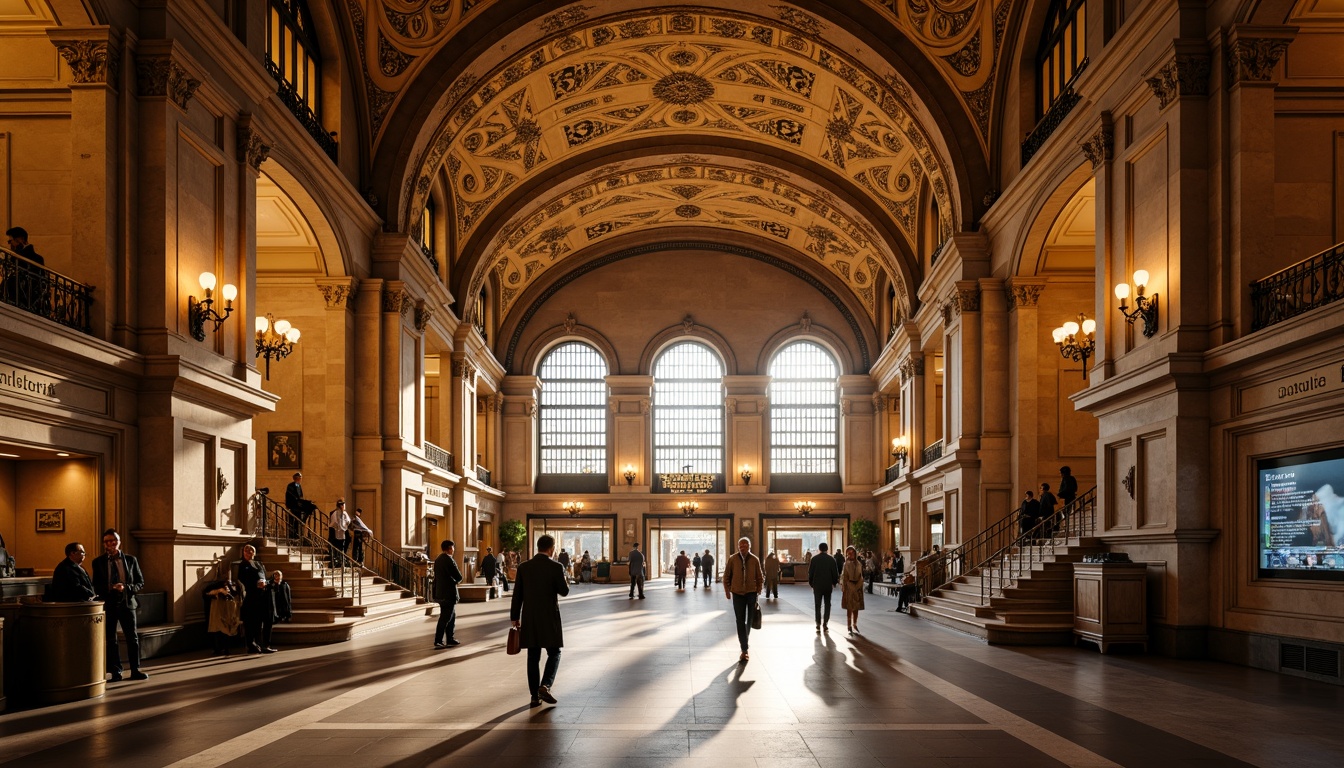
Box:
[751,601,762,630]
[506,625,521,655]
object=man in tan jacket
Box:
[723,536,764,662]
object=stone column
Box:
[317,278,357,488]
[723,375,769,490]
[978,279,1014,527]
[499,376,539,494]
[608,375,653,491]
[1006,279,1045,498]
[838,375,876,488]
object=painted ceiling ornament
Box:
[674,204,702,218]
[652,71,715,105]
[771,5,825,36]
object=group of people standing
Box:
[48,529,151,682]
[283,473,373,564]
[205,544,293,656]
[1018,466,1079,538]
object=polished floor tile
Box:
[2,580,1342,767]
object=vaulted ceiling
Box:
[338,1,1022,340]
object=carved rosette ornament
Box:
[1145,55,1211,110]
[55,40,120,85]
[1227,37,1291,85]
[236,118,272,173]
[135,55,201,110]
[1007,284,1045,311]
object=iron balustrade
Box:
[1021,60,1088,166]
[254,492,361,606]
[419,241,440,274]
[913,487,1097,607]
[264,59,338,161]
[476,465,493,487]
[921,439,944,465]
[885,462,902,485]
[424,441,454,473]
[0,246,94,333]
[1250,241,1344,330]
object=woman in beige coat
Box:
[841,545,865,635]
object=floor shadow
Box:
[383,704,535,768]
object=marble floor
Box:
[2,581,1342,767]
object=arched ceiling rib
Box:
[469,155,912,324]
[404,8,957,264]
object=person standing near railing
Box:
[1039,483,1059,538]
[1057,466,1078,507]
[348,508,372,565]
[284,473,306,539]
[328,499,352,559]
[3,226,47,312]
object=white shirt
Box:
[329,507,351,537]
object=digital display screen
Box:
[1258,448,1344,581]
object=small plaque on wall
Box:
[36,508,64,533]
[267,431,302,470]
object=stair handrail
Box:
[980,487,1098,603]
[252,491,362,605]
[914,486,1097,603]
[353,529,427,601]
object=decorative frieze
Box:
[1227,37,1290,85]
[1145,55,1211,110]
[55,40,120,85]
[236,115,272,172]
[135,55,201,110]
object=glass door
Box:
[644,516,730,580]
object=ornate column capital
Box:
[135,48,202,110]
[1226,26,1296,86]
[236,114,272,173]
[954,282,981,314]
[382,286,413,316]
[872,392,888,413]
[899,357,924,383]
[1005,279,1046,312]
[316,278,358,310]
[1080,112,1114,169]
[1146,54,1211,110]
[453,359,479,382]
[53,39,121,86]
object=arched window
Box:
[769,341,839,475]
[1038,0,1088,117]
[538,342,608,475]
[265,0,336,159]
[653,342,724,474]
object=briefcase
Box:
[506,626,521,655]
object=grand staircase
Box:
[911,488,1100,645]
[251,494,433,644]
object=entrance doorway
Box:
[526,515,615,562]
[929,513,944,549]
[644,515,731,582]
[761,515,849,564]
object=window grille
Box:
[769,341,839,474]
[1037,0,1088,117]
[653,342,724,474]
[539,342,608,474]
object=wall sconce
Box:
[255,313,300,379]
[623,464,637,485]
[188,271,237,341]
[1114,269,1159,338]
[678,499,699,517]
[794,500,815,517]
[739,464,753,485]
[1051,313,1097,379]
[891,436,908,464]
[563,500,584,517]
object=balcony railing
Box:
[424,441,454,473]
[419,241,440,274]
[921,439,944,465]
[1021,59,1088,166]
[885,462,903,485]
[0,247,94,333]
[1250,242,1344,331]
[264,59,338,162]
[476,465,493,487]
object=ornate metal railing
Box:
[914,487,1096,605]
[885,462,902,485]
[253,492,361,605]
[419,241,440,274]
[0,247,94,333]
[1021,59,1088,166]
[476,465,493,487]
[1250,242,1344,331]
[425,441,454,473]
[264,59,337,161]
[921,439,944,465]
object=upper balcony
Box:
[1250,242,1344,332]
[0,246,95,334]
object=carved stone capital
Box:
[840,398,852,415]
[1007,283,1045,311]
[899,357,924,383]
[382,288,412,316]
[453,359,479,381]
[725,397,737,414]
[1146,55,1211,110]
[955,285,981,314]
[941,298,958,324]
[1227,36,1291,85]
[488,395,506,413]
[136,55,201,110]
[236,115,272,173]
[872,393,887,413]
[1080,114,1114,169]
[316,281,356,309]
[639,397,651,415]
[55,39,120,85]
[525,398,538,417]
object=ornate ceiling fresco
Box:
[475,156,910,322]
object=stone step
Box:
[289,609,343,624]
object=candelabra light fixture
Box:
[1051,313,1097,379]
[678,499,699,517]
[623,464,637,485]
[794,500,815,517]
[739,464,753,485]
[1114,269,1159,337]
[891,436,909,464]
[188,271,237,341]
[254,314,301,379]
[563,500,584,517]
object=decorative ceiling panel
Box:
[471,157,909,324]
[406,8,954,266]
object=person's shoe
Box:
[823,624,829,633]
[739,651,749,662]
[816,625,821,633]
[248,645,261,654]
[434,642,446,649]
[638,595,646,599]
[537,685,557,704]
[446,639,461,646]
[130,670,149,681]
[853,627,860,635]
[264,647,279,653]
[109,672,123,682]
[628,595,634,599]
[530,697,542,707]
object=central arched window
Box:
[769,341,839,475]
[653,342,724,474]
[538,342,608,475]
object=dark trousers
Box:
[287,508,302,539]
[731,592,757,651]
[693,567,701,587]
[813,588,833,628]
[244,616,273,650]
[350,535,364,564]
[104,602,141,674]
[897,584,917,611]
[435,599,457,643]
[629,574,644,597]
[675,572,686,588]
[500,569,510,590]
[765,577,779,598]
[526,646,561,696]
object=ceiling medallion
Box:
[674,204,702,218]
[668,50,698,68]
[671,109,698,124]
[652,72,715,105]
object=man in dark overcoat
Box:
[433,540,462,648]
[510,534,570,707]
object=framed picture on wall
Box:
[36,508,64,533]
[267,431,302,470]
[740,517,754,544]
[623,518,637,547]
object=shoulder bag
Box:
[506,625,521,655]
[751,601,762,630]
